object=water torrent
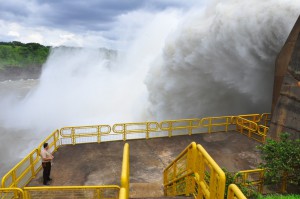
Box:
[0,0,299,177]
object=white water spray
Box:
[0,0,299,177]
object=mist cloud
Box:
[0,0,299,178]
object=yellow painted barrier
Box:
[160,119,201,136]
[0,187,25,199]
[200,116,234,133]
[235,116,267,143]
[163,142,226,199]
[195,144,226,199]
[163,142,196,196]
[227,184,247,199]
[24,185,120,199]
[238,114,261,123]
[120,143,129,199]
[260,113,271,127]
[1,113,271,199]
[113,122,159,140]
[234,169,264,194]
[1,130,60,189]
[1,148,40,188]
[60,125,111,144]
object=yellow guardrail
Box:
[1,130,60,189]
[60,125,111,144]
[235,116,268,143]
[24,185,120,199]
[227,184,247,199]
[120,143,129,199]
[195,144,226,199]
[0,187,25,199]
[113,122,160,140]
[163,142,226,199]
[163,142,196,196]
[200,116,233,133]
[260,113,271,127]
[160,119,201,136]
[1,113,271,198]
[1,148,40,188]
[234,169,264,194]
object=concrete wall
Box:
[270,16,300,139]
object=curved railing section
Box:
[234,169,265,194]
[163,142,226,199]
[227,184,247,199]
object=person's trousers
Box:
[42,162,51,184]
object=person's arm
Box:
[41,150,53,161]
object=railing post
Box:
[30,153,35,178]
[209,118,212,133]
[97,126,101,143]
[12,170,17,187]
[146,122,149,139]
[71,128,75,145]
[168,122,172,137]
[188,121,192,135]
[123,124,126,141]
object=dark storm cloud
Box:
[0,0,191,33]
[0,1,30,21]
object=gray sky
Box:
[0,0,199,48]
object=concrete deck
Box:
[27,131,262,197]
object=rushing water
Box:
[0,0,300,178]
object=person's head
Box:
[43,143,49,149]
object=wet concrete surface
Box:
[27,131,262,197]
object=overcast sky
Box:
[0,0,200,49]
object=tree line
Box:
[0,41,50,70]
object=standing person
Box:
[40,143,54,185]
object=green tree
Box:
[258,132,300,192]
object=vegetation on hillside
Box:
[257,132,300,193]
[0,41,50,70]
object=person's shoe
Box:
[43,182,50,186]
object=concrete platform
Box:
[27,131,262,197]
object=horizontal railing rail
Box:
[24,185,120,199]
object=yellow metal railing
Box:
[260,113,271,127]
[200,116,234,133]
[0,187,25,199]
[163,142,196,196]
[24,185,120,199]
[1,113,271,198]
[1,130,60,189]
[234,169,264,194]
[235,116,268,143]
[227,184,247,199]
[163,142,226,199]
[120,143,129,199]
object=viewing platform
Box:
[27,132,261,197]
[0,114,270,199]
